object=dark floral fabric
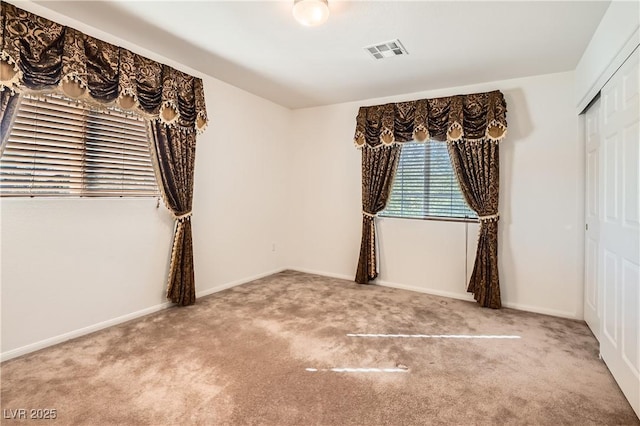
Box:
[0,1,208,133]
[0,89,20,155]
[352,90,507,308]
[149,122,197,306]
[448,140,501,308]
[0,1,208,306]
[355,145,402,284]
[354,91,506,148]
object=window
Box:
[0,93,158,197]
[381,140,476,220]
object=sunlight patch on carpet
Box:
[346,333,521,339]
[305,367,409,373]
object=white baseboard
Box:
[379,278,578,319]
[1,301,171,362]
[196,268,286,298]
[1,267,287,362]
[290,267,477,302]
[375,278,477,303]
[499,301,578,320]
[288,267,580,320]
[289,267,353,282]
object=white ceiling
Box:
[32,0,610,109]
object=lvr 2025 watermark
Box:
[3,409,57,420]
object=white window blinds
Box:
[0,93,158,197]
[381,140,477,220]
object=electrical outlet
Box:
[272,243,276,252]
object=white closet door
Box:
[599,47,639,417]
[584,97,601,340]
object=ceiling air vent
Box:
[364,39,408,60]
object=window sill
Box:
[378,214,479,224]
[0,194,159,199]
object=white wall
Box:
[193,79,290,289]
[575,0,640,112]
[0,198,174,354]
[0,2,291,360]
[0,0,590,360]
[287,71,584,319]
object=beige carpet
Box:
[1,270,637,425]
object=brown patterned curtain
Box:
[1,2,209,305]
[0,2,208,132]
[448,141,501,308]
[352,91,507,307]
[148,67,201,306]
[150,123,197,306]
[0,90,20,155]
[355,145,402,283]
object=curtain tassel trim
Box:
[196,111,208,135]
[412,124,430,142]
[355,143,402,151]
[0,51,21,94]
[117,89,140,111]
[362,211,378,218]
[166,211,192,300]
[486,120,508,142]
[353,130,366,148]
[446,122,464,142]
[380,128,395,146]
[173,211,193,222]
[478,213,499,223]
[167,224,183,300]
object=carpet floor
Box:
[1,270,637,425]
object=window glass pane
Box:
[0,93,158,197]
[381,141,476,220]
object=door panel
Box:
[602,250,618,345]
[584,97,601,339]
[598,47,640,418]
[622,259,639,376]
[624,123,640,229]
[586,238,598,318]
[604,134,618,222]
[587,152,598,216]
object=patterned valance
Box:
[0,2,208,133]
[353,90,507,148]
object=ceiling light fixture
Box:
[293,0,330,27]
